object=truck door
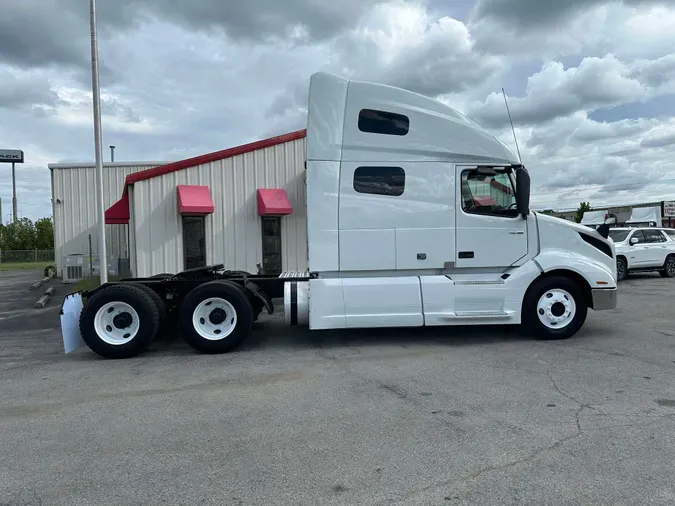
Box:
[455,165,528,268]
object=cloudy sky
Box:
[2,0,675,221]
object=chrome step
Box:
[453,311,509,317]
[452,280,505,285]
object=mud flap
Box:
[60,292,85,353]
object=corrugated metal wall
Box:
[50,163,164,276]
[132,138,307,277]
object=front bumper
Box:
[592,288,617,310]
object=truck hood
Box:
[533,211,617,284]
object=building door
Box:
[261,216,282,275]
[182,216,206,270]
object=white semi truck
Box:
[61,72,618,359]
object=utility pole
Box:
[90,0,107,283]
[12,162,17,223]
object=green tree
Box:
[0,217,54,250]
[574,202,592,223]
[35,217,54,249]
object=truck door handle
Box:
[458,251,474,259]
[509,230,524,235]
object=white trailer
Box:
[581,210,616,229]
[61,72,618,359]
[626,206,662,227]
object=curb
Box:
[34,286,56,309]
[29,276,51,291]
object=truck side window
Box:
[353,166,405,196]
[461,169,517,217]
[358,109,409,136]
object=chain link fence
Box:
[0,249,55,264]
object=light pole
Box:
[0,149,24,224]
[90,0,108,283]
[110,145,115,162]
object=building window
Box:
[461,169,518,218]
[353,166,405,197]
[358,109,409,136]
[261,216,282,275]
[182,216,206,270]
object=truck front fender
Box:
[533,248,617,290]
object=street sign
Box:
[664,201,675,217]
[0,149,24,163]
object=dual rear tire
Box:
[79,281,254,358]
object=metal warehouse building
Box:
[102,130,308,278]
[49,161,168,276]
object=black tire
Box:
[521,276,588,341]
[79,284,160,359]
[659,255,675,278]
[178,281,254,354]
[131,283,167,328]
[616,256,628,281]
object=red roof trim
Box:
[126,129,307,186]
[111,129,306,214]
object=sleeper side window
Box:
[353,166,405,197]
[358,109,409,136]
[461,169,518,217]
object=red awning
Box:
[257,189,293,216]
[177,185,215,215]
[105,194,130,224]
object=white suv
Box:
[609,227,675,281]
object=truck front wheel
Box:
[178,281,254,354]
[522,276,588,340]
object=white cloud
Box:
[2,0,675,219]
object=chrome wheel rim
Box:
[94,301,140,345]
[192,297,237,340]
[536,289,576,329]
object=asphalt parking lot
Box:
[1,270,675,506]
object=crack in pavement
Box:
[381,369,589,505]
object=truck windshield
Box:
[608,230,630,242]
[461,169,518,217]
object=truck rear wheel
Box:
[178,281,254,354]
[131,283,167,335]
[79,284,160,359]
[521,276,587,340]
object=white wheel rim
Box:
[94,301,140,345]
[192,297,237,340]
[536,289,576,329]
